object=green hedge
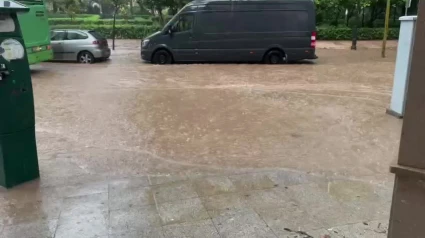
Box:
[48,16,100,22]
[50,25,161,39]
[151,15,174,23]
[47,13,100,19]
[50,25,399,40]
[49,18,153,26]
[99,14,152,20]
[318,27,399,40]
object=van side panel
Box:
[141,0,317,63]
[196,1,316,62]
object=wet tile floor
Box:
[1,40,401,237]
[0,170,393,238]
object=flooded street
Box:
[33,42,401,179]
[0,41,401,238]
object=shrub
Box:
[153,15,173,22]
[373,19,401,28]
[49,18,154,26]
[49,18,153,26]
[47,13,100,19]
[99,14,137,19]
[49,24,399,40]
[317,27,399,40]
[85,15,101,21]
[50,25,162,39]
[97,19,153,25]
[134,14,152,19]
[48,16,101,22]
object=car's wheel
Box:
[152,50,172,65]
[78,51,95,64]
[264,50,285,64]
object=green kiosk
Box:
[0,0,39,188]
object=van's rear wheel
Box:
[152,50,172,64]
[264,50,285,64]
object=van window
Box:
[199,10,309,33]
[174,14,194,32]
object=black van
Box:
[141,0,317,64]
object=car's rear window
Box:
[88,31,106,40]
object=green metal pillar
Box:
[0,0,39,188]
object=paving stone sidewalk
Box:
[0,167,393,238]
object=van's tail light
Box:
[47,45,51,50]
[311,31,316,48]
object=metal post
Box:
[406,0,412,16]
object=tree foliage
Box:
[46,0,416,27]
[316,0,412,27]
[46,0,83,19]
[136,0,189,24]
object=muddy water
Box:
[31,45,402,179]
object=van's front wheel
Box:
[152,50,172,64]
[264,50,285,64]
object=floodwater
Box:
[30,43,401,180]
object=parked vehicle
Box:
[141,0,317,64]
[50,30,111,64]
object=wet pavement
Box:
[0,40,401,238]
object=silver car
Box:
[50,29,111,63]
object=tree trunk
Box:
[112,8,117,50]
[361,8,365,27]
[346,11,351,27]
[346,9,354,27]
[136,1,146,15]
[351,3,360,50]
[129,0,133,15]
[351,26,358,50]
[170,7,177,15]
[157,8,164,24]
[393,6,397,25]
[332,8,341,26]
[368,6,376,27]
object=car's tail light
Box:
[92,40,99,45]
[311,31,316,48]
[46,45,51,50]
